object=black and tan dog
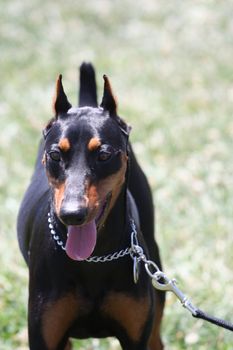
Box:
[17,63,165,350]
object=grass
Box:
[1,0,233,349]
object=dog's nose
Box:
[60,206,88,226]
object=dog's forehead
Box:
[63,106,107,130]
[67,106,103,117]
[59,106,123,146]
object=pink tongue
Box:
[65,221,97,261]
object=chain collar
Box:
[48,214,211,320]
[48,212,138,263]
[48,212,66,250]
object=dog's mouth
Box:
[65,193,111,261]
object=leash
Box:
[129,220,233,333]
[48,212,233,332]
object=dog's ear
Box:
[43,117,55,139]
[53,74,72,117]
[100,75,117,116]
[115,115,132,137]
[101,75,131,136]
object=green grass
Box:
[1,0,233,349]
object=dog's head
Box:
[43,74,131,261]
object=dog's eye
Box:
[98,151,111,162]
[98,145,113,162]
[49,151,61,162]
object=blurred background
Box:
[1,0,233,349]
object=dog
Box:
[17,63,165,350]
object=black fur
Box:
[17,63,165,350]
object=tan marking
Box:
[87,184,100,209]
[42,152,46,165]
[59,138,71,152]
[87,137,101,152]
[54,182,66,215]
[98,153,128,213]
[102,292,150,343]
[81,184,100,223]
[148,292,164,350]
[42,294,78,350]
[52,75,62,116]
[85,153,128,226]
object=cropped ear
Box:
[43,117,55,139]
[115,115,132,137]
[53,74,72,117]
[100,75,117,115]
[101,75,131,137]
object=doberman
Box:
[17,63,165,350]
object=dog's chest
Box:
[69,288,151,340]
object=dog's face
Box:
[43,75,130,261]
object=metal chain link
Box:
[48,212,132,261]
[85,247,131,263]
[48,213,66,250]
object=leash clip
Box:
[130,220,148,284]
[129,219,233,332]
[146,267,198,316]
[133,257,140,284]
[130,246,143,284]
